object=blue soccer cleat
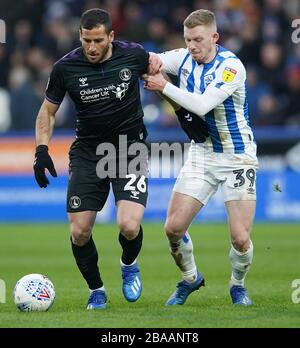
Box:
[230,285,252,306]
[166,272,205,306]
[121,263,142,302]
[86,289,107,310]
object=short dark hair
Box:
[80,8,112,33]
[184,9,216,29]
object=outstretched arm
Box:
[35,99,59,146]
[34,99,59,188]
[143,72,228,118]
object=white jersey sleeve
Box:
[156,49,189,76]
[162,57,246,117]
[163,82,228,118]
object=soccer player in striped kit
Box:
[144,9,258,306]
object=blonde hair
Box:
[184,9,216,29]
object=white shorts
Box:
[173,142,259,205]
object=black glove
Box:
[33,145,57,188]
[175,108,209,143]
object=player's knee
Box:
[118,219,140,240]
[70,222,92,246]
[231,235,250,252]
[164,218,185,240]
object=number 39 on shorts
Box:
[233,168,256,188]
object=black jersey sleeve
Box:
[134,45,149,75]
[45,63,66,104]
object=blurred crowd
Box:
[0,0,300,132]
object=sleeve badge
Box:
[222,67,237,83]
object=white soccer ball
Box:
[13,274,56,312]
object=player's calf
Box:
[229,240,253,287]
[168,232,198,283]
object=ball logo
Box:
[119,68,132,81]
[70,196,81,209]
[24,281,51,301]
[38,287,51,300]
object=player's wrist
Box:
[35,144,49,153]
[162,81,171,94]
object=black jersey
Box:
[45,41,149,141]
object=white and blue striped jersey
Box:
[158,45,255,154]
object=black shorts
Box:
[67,139,149,213]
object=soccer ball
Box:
[13,274,56,312]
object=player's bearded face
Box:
[80,26,114,64]
[184,25,219,64]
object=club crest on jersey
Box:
[204,74,214,87]
[181,68,190,77]
[222,67,237,83]
[79,77,88,87]
[119,68,132,81]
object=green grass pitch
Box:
[0,223,299,328]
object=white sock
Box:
[229,240,253,287]
[89,286,105,293]
[120,259,137,267]
[169,232,198,283]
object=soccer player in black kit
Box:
[33,9,161,309]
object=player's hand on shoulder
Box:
[147,52,163,75]
[33,145,57,188]
[143,72,167,92]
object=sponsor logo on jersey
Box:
[119,68,132,81]
[112,82,129,100]
[80,83,130,103]
[222,67,237,83]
